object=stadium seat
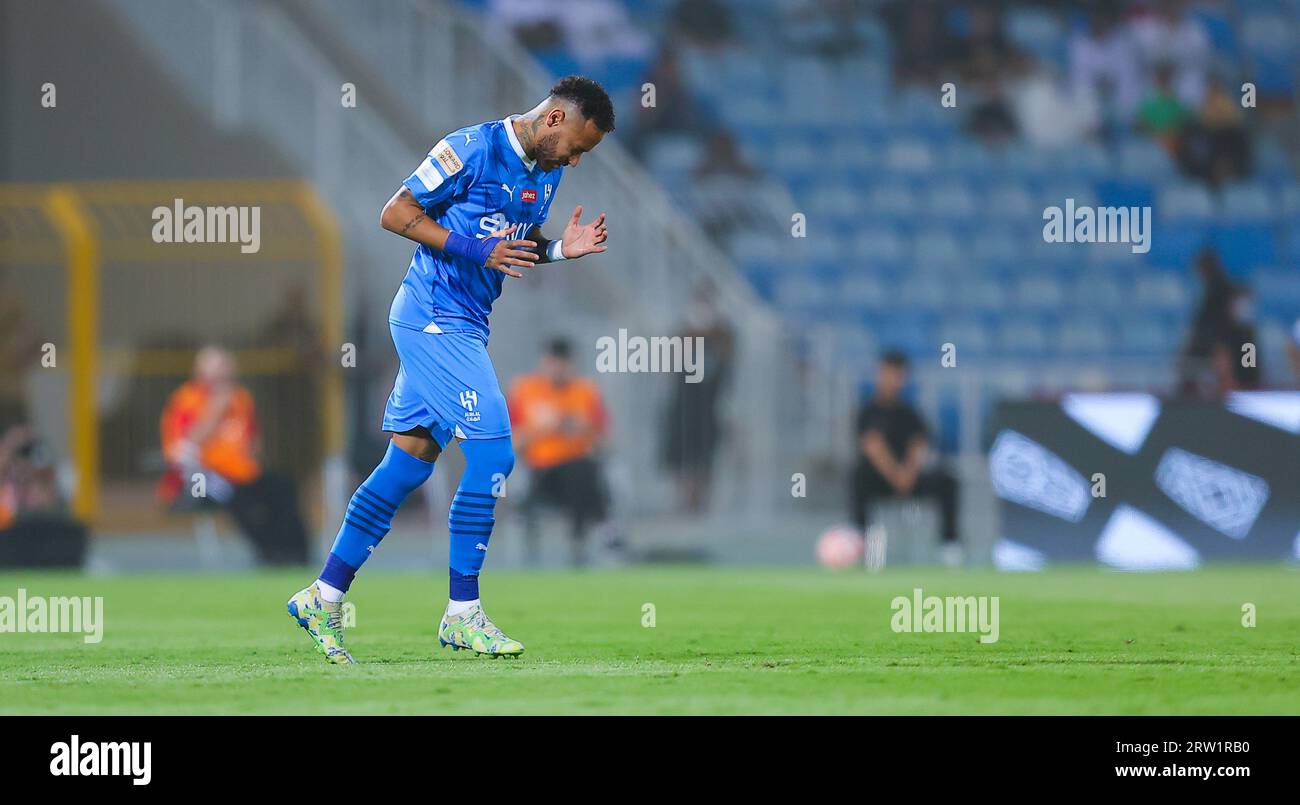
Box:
[1220,182,1276,222]
[1118,139,1177,180]
[1212,222,1277,270]
[912,230,964,267]
[1133,271,1191,310]
[1055,314,1113,356]
[866,183,920,219]
[1158,182,1216,220]
[923,182,978,218]
[1015,275,1066,309]
[997,315,1050,357]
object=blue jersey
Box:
[390,116,564,339]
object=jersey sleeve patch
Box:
[432,138,465,177]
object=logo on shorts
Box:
[460,390,481,422]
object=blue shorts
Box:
[382,322,511,449]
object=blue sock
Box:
[449,436,515,601]
[319,440,434,593]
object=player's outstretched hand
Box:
[560,206,608,258]
[485,224,538,278]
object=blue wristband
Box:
[444,231,500,267]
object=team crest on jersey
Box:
[544,184,552,202]
[460,390,481,422]
[432,139,464,176]
[521,188,537,203]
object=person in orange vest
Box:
[159,346,308,564]
[508,337,613,566]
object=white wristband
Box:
[546,239,567,262]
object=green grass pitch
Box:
[1,566,1297,715]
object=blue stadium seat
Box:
[912,229,964,266]
[1212,222,1277,270]
[1015,274,1067,309]
[866,183,920,219]
[922,181,978,218]
[1070,271,1126,310]
[853,228,911,263]
[1118,139,1177,180]
[1220,182,1276,223]
[1147,220,1210,268]
[1055,314,1113,357]
[953,277,1009,311]
[883,139,937,174]
[1133,270,1192,310]
[896,273,948,310]
[936,316,994,357]
[1241,11,1299,94]
[983,183,1036,220]
[1158,182,1216,220]
[997,314,1050,357]
[839,273,893,308]
[643,134,703,176]
[1253,267,1300,317]
[1117,316,1178,357]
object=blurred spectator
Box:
[849,351,961,566]
[782,0,868,61]
[1069,2,1142,123]
[1179,76,1252,186]
[159,346,309,564]
[490,0,649,68]
[953,4,1018,84]
[669,0,734,49]
[966,78,1019,145]
[1210,287,1261,393]
[1008,59,1098,148]
[0,278,41,431]
[1178,248,1248,397]
[509,337,612,566]
[1129,0,1210,107]
[628,47,710,158]
[693,130,757,182]
[882,0,954,86]
[691,130,761,241]
[487,0,567,52]
[661,282,735,515]
[0,424,87,568]
[1137,62,1191,154]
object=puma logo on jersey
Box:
[500,183,516,202]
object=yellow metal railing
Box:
[0,180,345,524]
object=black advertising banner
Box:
[989,392,1300,569]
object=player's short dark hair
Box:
[547,336,573,360]
[880,349,909,370]
[549,75,616,133]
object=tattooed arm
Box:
[380,186,538,277]
[380,186,450,250]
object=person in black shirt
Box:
[849,351,961,563]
